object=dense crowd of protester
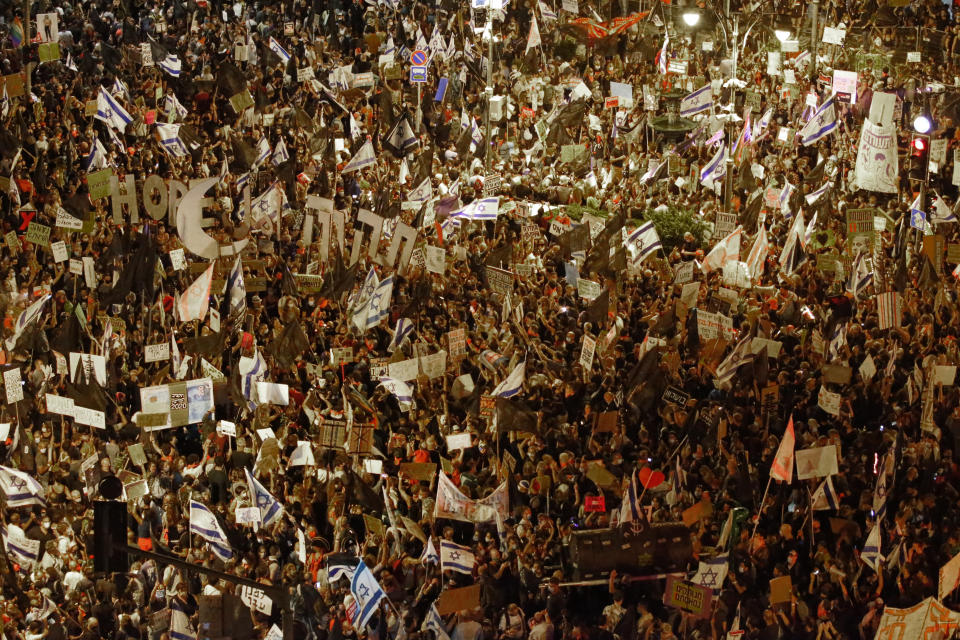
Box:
[2,0,960,639]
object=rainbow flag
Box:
[9,18,23,48]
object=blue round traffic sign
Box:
[411,50,427,66]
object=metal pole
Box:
[724,121,733,212]
[731,15,739,81]
[484,12,494,172]
[24,0,32,97]
[809,0,819,78]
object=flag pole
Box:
[751,476,773,540]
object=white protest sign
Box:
[822,27,846,45]
[3,368,23,403]
[169,249,186,271]
[51,241,68,263]
[69,258,82,275]
[818,386,841,415]
[420,350,448,380]
[388,358,419,382]
[364,458,383,475]
[609,81,634,108]
[74,406,106,429]
[674,261,695,284]
[56,207,84,230]
[859,354,877,381]
[257,382,290,405]
[266,625,283,640]
[795,445,839,480]
[579,334,596,369]
[766,51,781,76]
[45,393,75,416]
[145,343,170,363]
[832,69,858,103]
[240,585,273,615]
[577,279,602,300]
[217,420,237,437]
[82,257,97,288]
[446,432,473,451]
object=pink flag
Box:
[177,262,214,323]
[770,416,795,482]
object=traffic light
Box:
[910,135,929,180]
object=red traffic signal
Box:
[912,137,927,152]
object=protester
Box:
[0,0,960,639]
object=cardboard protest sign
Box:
[436,585,482,615]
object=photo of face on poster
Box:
[37,12,59,43]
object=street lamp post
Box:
[810,0,819,77]
[484,11,494,172]
[24,0,32,97]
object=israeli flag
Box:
[440,216,462,237]
[255,137,272,167]
[352,276,395,331]
[492,361,525,398]
[244,468,283,526]
[1,525,40,568]
[111,77,129,100]
[343,141,377,173]
[171,599,197,640]
[189,500,234,561]
[423,603,451,640]
[238,349,268,408]
[327,553,360,581]
[440,540,475,574]
[779,181,794,214]
[388,317,414,352]
[158,54,182,78]
[165,93,188,121]
[268,37,291,64]
[626,221,662,263]
[811,476,839,510]
[861,522,883,572]
[226,256,247,320]
[700,144,727,185]
[85,137,110,171]
[272,138,290,166]
[350,560,387,629]
[692,552,729,592]
[420,537,440,565]
[679,84,712,116]
[910,194,929,232]
[405,177,432,205]
[379,377,415,412]
[450,197,499,221]
[805,180,832,205]
[157,123,190,157]
[0,465,47,508]
[538,1,558,19]
[798,95,838,146]
[95,87,133,133]
[619,470,642,524]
